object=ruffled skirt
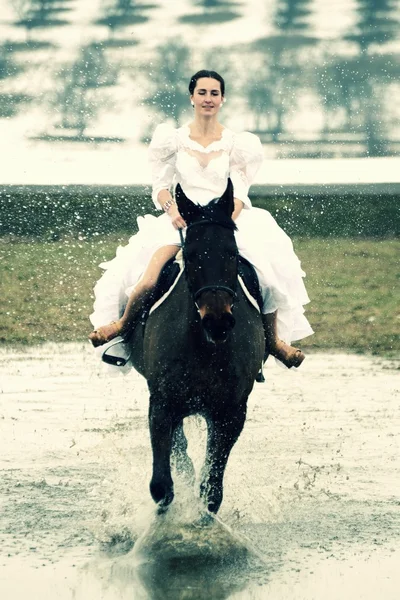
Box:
[90,208,313,350]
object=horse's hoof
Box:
[194,511,214,527]
[156,503,169,516]
[155,490,174,515]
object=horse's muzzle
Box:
[201,312,236,344]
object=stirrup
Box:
[255,357,266,383]
[101,337,131,367]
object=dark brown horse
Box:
[128,180,264,513]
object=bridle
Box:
[179,220,238,308]
[102,218,237,367]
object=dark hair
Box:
[188,70,225,96]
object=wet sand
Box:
[0,344,399,599]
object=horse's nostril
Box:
[202,312,235,342]
[224,312,236,330]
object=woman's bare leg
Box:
[89,245,180,347]
[261,311,305,369]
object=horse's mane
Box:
[194,200,237,232]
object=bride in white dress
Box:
[89,70,313,369]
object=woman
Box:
[89,69,313,368]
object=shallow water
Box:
[0,344,399,599]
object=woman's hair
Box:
[188,70,225,96]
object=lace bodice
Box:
[149,123,263,210]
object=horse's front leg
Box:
[149,397,175,510]
[200,407,247,513]
[171,421,195,486]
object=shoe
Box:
[270,341,305,369]
[255,369,265,383]
[89,321,123,348]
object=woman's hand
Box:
[168,204,187,230]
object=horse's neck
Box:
[166,274,197,319]
[152,275,203,342]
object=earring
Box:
[191,102,194,106]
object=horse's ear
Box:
[217,178,234,216]
[175,184,202,224]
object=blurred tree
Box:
[142,42,191,127]
[317,61,359,134]
[54,82,93,138]
[317,0,400,156]
[317,54,400,156]
[274,0,313,31]
[247,0,315,139]
[346,0,399,51]
[95,0,157,38]
[51,45,119,139]
[0,44,21,80]
[246,67,276,133]
[202,45,235,92]
[195,0,237,8]
[0,94,32,118]
[13,0,71,40]
[70,44,119,89]
[0,43,31,117]
[181,0,240,23]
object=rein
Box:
[179,220,238,307]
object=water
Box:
[0,344,399,598]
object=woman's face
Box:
[191,77,224,116]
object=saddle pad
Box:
[149,254,262,316]
[149,261,184,315]
[237,256,263,312]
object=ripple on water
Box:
[0,345,400,599]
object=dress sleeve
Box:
[148,123,177,209]
[229,132,263,209]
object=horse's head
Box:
[176,179,238,344]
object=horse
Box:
[128,179,264,514]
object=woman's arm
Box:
[232,198,244,221]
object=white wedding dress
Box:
[90,123,313,366]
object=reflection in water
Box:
[133,555,251,600]
[141,41,192,139]
[317,53,400,157]
[340,0,400,156]
[1,348,400,599]
[2,0,400,157]
[246,0,400,157]
[13,0,71,41]
[0,43,21,80]
[79,508,268,600]
[180,0,242,24]
[274,0,314,33]
[0,92,31,118]
[247,0,318,150]
[95,0,156,37]
[37,44,122,142]
[346,0,399,50]
[0,42,32,117]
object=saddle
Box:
[146,255,263,316]
[102,256,262,367]
[142,257,182,322]
[237,256,263,312]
